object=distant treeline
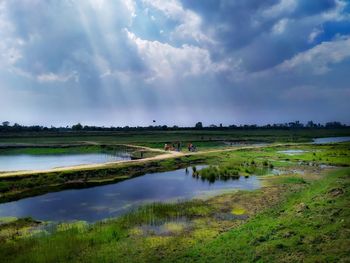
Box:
[0,121,348,133]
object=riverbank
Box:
[0,142,349,203]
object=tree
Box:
[72,123,83,130]
[195,122,203,129]
[326,122,343,128]
[306,121,315,128]
[2,121,9,127]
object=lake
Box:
[0,167,260,222]
[0,152,131,172]
[313,136,350,144]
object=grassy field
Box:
[0,130,349,262]
[1,128,350,150]
[167,168,350,263]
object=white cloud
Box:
[279,36,350,74]
[88,0,106,10]
[308,27,323,43]
[0,44,22,65]
[0,2,24,67]
[126,29,227,82]
[272,18,289,34]
[37,71,79,83]
[262,0,297,18]
[322,0,350,21]
[142,0,184,20]
[142,0,212,43]
[124,0,137,24]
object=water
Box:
[278,149,306,155]
[0,167,260,222]
[313,136,350,144]
[0,152,131,172]
[223,141,267,147]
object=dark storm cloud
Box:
[180,0,349,71]
[0,0,349,126]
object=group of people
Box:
[164,142,181,151]
[187,143,197,152]
[163,142,197,152]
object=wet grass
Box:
[0,217,41,243]
[194,162,271,182]
[260,142,350,167]
[168,168,350,262]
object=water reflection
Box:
[313,137,350,144]
[0,152,131,172]
[0,167,260,222]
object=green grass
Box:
[278,176,308,185]
[1,128,349,146]
[0,217,41,243]
[167,168,350,262]
[195,161,272,182]
[0,168,348,262]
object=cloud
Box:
[126,29,228,81]
[308,27,324,43]
[279,36,350,74]
[142,0,213,43]
[262,0,297,18]
[0,0,350,126]
[37,72,79,83]
[272,18,289,34]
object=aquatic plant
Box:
[197,165,240,182]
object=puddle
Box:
[278,150,307,155]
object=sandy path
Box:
[0,146,181,177]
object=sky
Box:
[0,0,350,127]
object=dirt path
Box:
[0,143,300,178]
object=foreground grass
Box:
[0,168,348,262]
[169,168,350,262]
[0,177,293,262]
